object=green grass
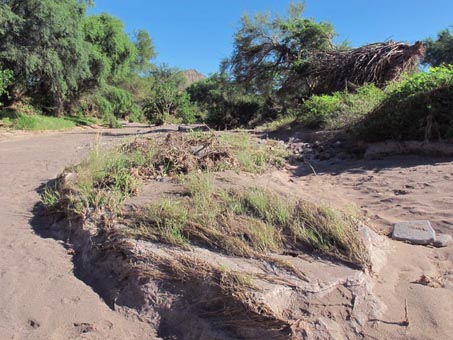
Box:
[0,109,101,131]
[13,114,77,130]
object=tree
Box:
[424,27,453,66]
[83,13,137,84]
[143,65,194,124]
[226,3,335,101]
[0,0,92,115]
[132,30,155,74]
[187,73,267,128]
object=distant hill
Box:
[182,69,206,86]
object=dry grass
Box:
[127,174,370,269]
[137,252,291,334]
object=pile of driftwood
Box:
[304,41,425,94]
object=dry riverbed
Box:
[1,123,452,339]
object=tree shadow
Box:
[290,154,453,178]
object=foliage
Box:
[82,13,137,84]
[225,3,335,105]
[143,65,195,124]
[424,26,453,66]
[187,73,270,129]
[0,0,92,115]
[358,66,453,141]
[131,29,155,74]
[299,84,386,129]
[0,68,13,101]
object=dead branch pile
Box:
[123,133,239,179]
[304,41,425,94]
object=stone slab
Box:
[392,220,435,245]
[434,233,452,247]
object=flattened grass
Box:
[129,173,370,269]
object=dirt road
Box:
[0,125,157,340]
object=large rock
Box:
[392,220,435,245]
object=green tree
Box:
[424,27,453,66]
[187,73,267,128]
[226,3,335,100]
[132,30,155,74]
[0,0,92,115]
[143,65,194,124]
[83,13,137,84]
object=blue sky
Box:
[90,0,453,76]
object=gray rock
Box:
[392,220,435,245]
[433,233,452,247]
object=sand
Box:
[0,125,160,340]
[0,124,452,339]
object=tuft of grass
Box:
[218,132,288,173]
[41,184,61,209]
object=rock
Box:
[433,233,452,247]
[392,220,435,245]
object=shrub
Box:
[358,66,453,141]
[77,85,137,126]
[187,74,270,129]
[299,84,386,129]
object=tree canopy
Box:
[424,27,453,66]
[0,0,92,115]
[226,3,335,100]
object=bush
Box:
[187,74,270,129]
[77,85,137,125]
[358,66,453,141]
[299,84,386,129]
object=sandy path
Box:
[0,125,158,340]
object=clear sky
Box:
[90,0,453,76]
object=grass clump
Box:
[44,141,149,218]
[129,174,370,269]
[256,115,298,132]
[218,132,288,173]
[13,114,77,130]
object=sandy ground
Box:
[0,124,160,340]
[0,124,452,339]
[286,156,453,339]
